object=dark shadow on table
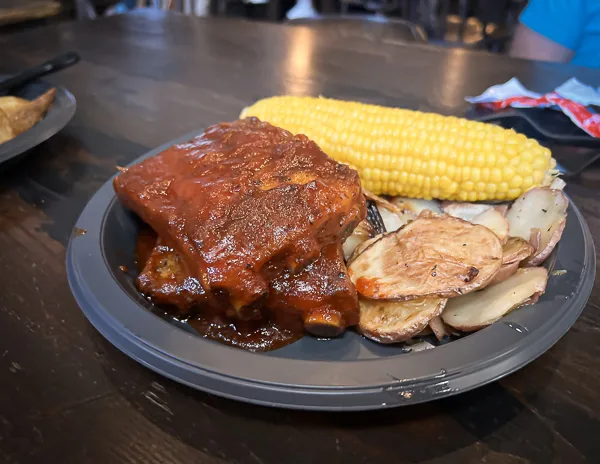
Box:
[89,323,563,463]
[0,127,148,245]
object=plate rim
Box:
[0,78,77,164]
[66,129,596,410]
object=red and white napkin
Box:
[466,78,600,138]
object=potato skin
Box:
[348,214,503,301]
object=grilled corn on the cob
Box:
[241,96,556,201]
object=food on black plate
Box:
[115,118,365,349]
[506,187,568,266]
[442,267,549,331]
[0,89,56,143]
[358,297,447,344]
[441,201,510,243]
[342,220,375,261]
[267,243,359,337]
[115,118,365,314]
[113,108,567,352]
[137,234,359,341]
[137,233,209,315]
[347,212,503,300]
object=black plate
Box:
[67,131,596,411]
[0,76,76,164]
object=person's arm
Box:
[509,0,585,63]
[510,23,574,63]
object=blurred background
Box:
[0,0,528,54]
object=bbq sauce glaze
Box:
[135,228,303,352]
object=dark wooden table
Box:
[1,9,599,464]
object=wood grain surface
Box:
[0,9,599,464]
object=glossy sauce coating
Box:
[268,243,359,336]
[115,118,365,311]
[134,229,359,349]
[187,315,302,352]
[136,229,303,351]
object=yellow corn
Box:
[241,96,556,201]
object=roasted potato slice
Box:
[441,202,509,242]
[442,267,548,331]
[363,190,416,232]
[487,261,520,286]
[347,234,383,265]
[390,197,442,215]
[485,237,536,287]
[502,237,535,265]
[428,316,450,341]
[470,208,510,243]
[440,201,493,221]
[506,188,568,266]
[348,213,503,300]
[550,177,566,190]
[358,297,447,344]
[342,220,374,261]
[0,88,56,136]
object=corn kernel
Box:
[491,168,502,183]
[481,167,490,182]
[503,166,516,179]
[486,183,497,194]
[508,188,521,198]
[510,175,523,188]
[462,181,474,192]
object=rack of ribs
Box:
[137,237,359,337]
[115,118,365,333]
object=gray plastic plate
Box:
[66,130,596,411]
[0,76,76,165]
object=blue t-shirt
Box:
[520,0,600,68]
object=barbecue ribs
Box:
[114,117,365,314]
[137,240,359,336]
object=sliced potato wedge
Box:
[529,228,542,253]
[428,316,449,341]
[377,204,414,232]
[364,190,416,232]
[440,202,493,221]
[471,208,509,243]
[348,214,503,300]
[487,261,519,286]
[358,297,447,344]
[342,220,374,261]
[506,188,568,266]
[550,177,566,191]
[441,202,510,242]
[347,234,383,265]
[390,197,442,215]
[502,237,535,265]
[494,204,509,217]
[442,267,548,331]
[416,325,433,337]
